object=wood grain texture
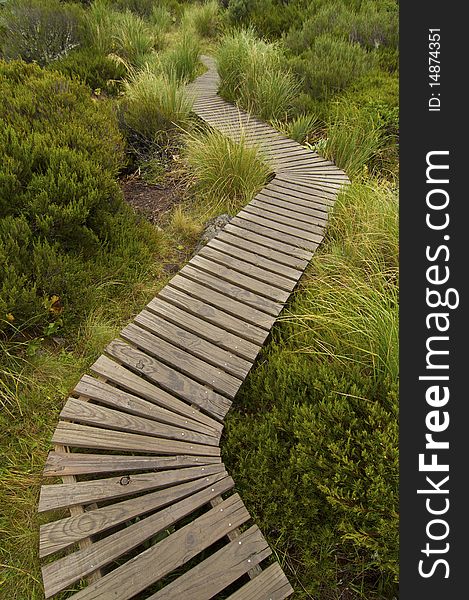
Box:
[73,374,215,436]
[39,471,228,557]
[90,355,223,434]
[145,297,260,361]
[42,476,235,598]
[39,463,224,512]
[146,525,271,600]
[104,340,232,421]
[67,494,251,600]
[43,452,220,477]
[226,563,294,600]
[134,308,252,378]
[120,322,243,399]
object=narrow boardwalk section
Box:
[38,56,349,599]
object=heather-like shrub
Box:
[0,61,159,333]
[48,47,126,94]
[290,34,375,99]
[0,0,85,66]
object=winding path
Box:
[38,56,349,599]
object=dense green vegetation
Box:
[0,1,399,598]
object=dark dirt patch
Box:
[121,174,186,225]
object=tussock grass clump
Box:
[286,181,398,383]
[184,127,272,214]
[112,10,155,67]
[121,68,193,143]
[272,113,321,144]
[159,33,201,82]
[323,104,385,178]
[217,29,300,121]
[182,0,222,39]
[85,2,156,65]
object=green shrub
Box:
[184,127,271,213]
[109,0,156,18]
[217,29,299,120]
[0,0,85,66]
[285,0,398,54]
[226,0,304,39]
[0,60,159,334]
[48,47,126,94]
[120,67,193,145]
[289,34,375,99]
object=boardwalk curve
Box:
[38,55,349,599]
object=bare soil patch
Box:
[121,174,185,225]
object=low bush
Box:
[225,0,305,39]
[183,127,271,214]
[289,34,375,100]
[48,46,126,94]
[0,0,85,66]
[0,60,160,335]
[217,29,299,120]
[285,0,398,55]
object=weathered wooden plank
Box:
[90,355,223,434]
[179,264,283,317]
[105,340,232,421]
[120,322,243,399]
[41,476,234,598]
[67,494,251,600]
[266,178,334,209]
[60,398,219,447]
[199,244,297,290]
[235,212,321,248]
[43,452,220,477]
[255,188,329,219]
[147,526,271,600]
[228,217,316,258]
[39,463,224,512]
[226,563,294,600]
[206,237,302,280]
[39,471,228,557]
[221,224,311,265]
[134,308,252,378]
[244,203,325,236]
[275,175,338,202]
[251,195,327,226]
[168,274,277,329]
[145,297,260,361]
[188,254,291,302]
[74,375,216,436]
[157,286,269,345]
[51,421,220,458]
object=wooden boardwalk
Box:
[38,56,349,599]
